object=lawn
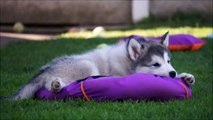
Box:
[0,17,213,120]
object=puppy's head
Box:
[127,32,177,78]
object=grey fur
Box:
[9,32,190,100]
[133,41,171,68]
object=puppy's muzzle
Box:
[169,71,176,78]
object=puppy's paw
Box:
[51,78,62,92]
[177,73,195,86]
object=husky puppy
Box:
[8,32,195,100]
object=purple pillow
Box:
[120,34,205,51]
[35,73,192,101]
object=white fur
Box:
[10,32,195,100]
[128,38,141,61]
[135,52,176,77]
[177,73,195,86]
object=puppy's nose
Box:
[169,71,176,78]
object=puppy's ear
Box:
[161,31,169,47]
[127,38,142,61]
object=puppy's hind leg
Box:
[45,77,67,93]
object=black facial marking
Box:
[141,44,144,49]
[167,60,170,64]
[152,63,161,67]
[132,41,171,69]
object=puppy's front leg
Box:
[177,73,195,86]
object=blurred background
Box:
[0,0,212,31]
[0,0,212,45]
[0,1,213,119]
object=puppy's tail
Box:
[2,66,51,100]
[1,81,42,100]
[0,96,11,100]
[1,82,42,100]
[14,82,42,100]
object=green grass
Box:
[1,17,213,120]
[1,38,212,120]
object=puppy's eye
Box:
[167,60,170,64]
[152,63,161,67]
